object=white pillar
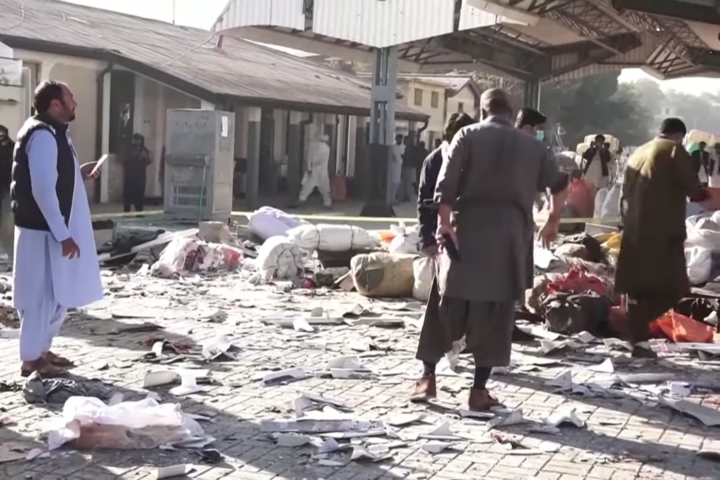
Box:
[100,71,111,203]
[153,85,166,197]
[201,100,215,110]
[346,116,358,177]
[133,76,145,136]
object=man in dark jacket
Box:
[691,141,713,187]
[416,113,476,254]
[0,125,15,263]
[582,134,612,189]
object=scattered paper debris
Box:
[546,409,586,428]
[422,441,452,454]
[156,464,193,479]
[263,368,308,385]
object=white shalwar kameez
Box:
[299,138,332,207]
[13,129,103,362]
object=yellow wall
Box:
[11,50,102,172]
[398,78,478,146]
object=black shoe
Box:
[631,346,658,359]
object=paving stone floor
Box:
[0,269,719,479]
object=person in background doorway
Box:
[389,134,404,205]
[434,138,442,149]
[691,141,713,187]
[11,80,104,377]
[616,118,718,359]
[398,136,417,203]
[414,140,430,189]
[582,134,611,189]
[297,133,332,209]
[0,125,15,264]
[413,89,568,411]
[123,133,151,213]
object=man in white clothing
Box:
[297,134,332,208]
[11,81,104,377]
[389,134,404,204]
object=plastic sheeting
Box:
[287,224,378,252]
[150,238,243,278]
[412,256,434,301]
[46,397,206,451]
[255,236,304,280]
[247,207,308,241]
[388,224,421,255]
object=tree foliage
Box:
[539,72,652,148]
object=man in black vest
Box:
[12,80,104,377]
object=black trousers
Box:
[123,172,146,213]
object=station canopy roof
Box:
[214,0,720,82]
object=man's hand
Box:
[80,161,102,180]
[61,238,80,259]
[436,223,458,252]
[537,216,560,249]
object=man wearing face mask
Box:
[582,134,611,189]
[617,118,718,359]
[0,125,16,263]
[515,107,546,141]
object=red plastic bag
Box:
[566,178,596,218]
[546,266,609,297]
[651,310,714,343]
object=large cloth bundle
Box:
[685,245,712,285]
[247,207,308,241]
[255,236,304,280]
[412,256,434,301]
[287,224,378,252]
[351,252,415,297]
[686,212,720,252]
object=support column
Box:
[154,85,166,198]
[325,114,338,177]
[287,111,303,202]
[246,106,261,210]
[361,46,398,217]
[523,79,541,109]
[100,71,111,204]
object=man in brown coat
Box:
[413,89,569,411]
[616,118,716,358]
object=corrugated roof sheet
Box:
[397,74,475,93]
[0,0,427,120]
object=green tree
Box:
[540,72,652,148]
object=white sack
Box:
[287,224,378,252]
[412,256,434,301]
[255,236,304,280]
[686,214,720,251]
[593,187,608,219]
[388,224,421,255]
[599,183,622,219]
[46,396,204,451]
[248,206,308,241]
[686,246,712,285]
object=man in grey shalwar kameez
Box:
[11,81,104,377]
[413,89,568,411]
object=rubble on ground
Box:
[0,205,718,478]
